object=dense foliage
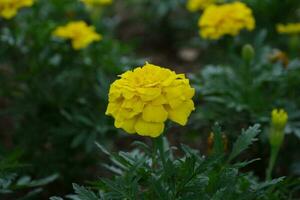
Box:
[50,125,298,200]
[0,0,299,199]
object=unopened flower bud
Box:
[269,109,288,147]
[207,132,228,155]
[242,44,255,63]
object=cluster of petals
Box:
[0,0,33,19]
[106,63,195,138]
[52,21,102,50]
[198,2,255,40]
[276,23,300,35]
[186,0,215,12]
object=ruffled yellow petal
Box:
[134,118,164,138]
[142,104,168,123]
[105,101,121,117]
[167,100,195,126]
[137,87,161,101]
[183,86,195,99]
[151,96,168,105]
[118,117,137,134]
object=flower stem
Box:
[152,135,167,170]
[266,146,280,181]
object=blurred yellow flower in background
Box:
[0,0,33,19]
[276,23,300,34]
[198,2,255,40]
[106,63,195,138]
[81,0,112,7]
[186,0,215,12]
[52,21,102,50]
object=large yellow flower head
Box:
[276,23,300,35]
[106,63,195,138]
[198,2,255,40]
[80,0,112,7]
[52,21,102,50]
[186,0,215,12]
[0,0,33,19]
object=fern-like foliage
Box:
[50,125,299,200]
[0,152,58,199]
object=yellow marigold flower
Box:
[198,2,255,40]
[186,0,215,12]
[0,0,33,19]
[52,21,102,50]
[80,0,112,7]
[106,63,195,138]
[276,23,300,34]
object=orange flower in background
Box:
[269,49,289,68]
[207,132,228,154]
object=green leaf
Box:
[95,142,110,156]
[228,124,261,162]
[132,141,151,155]
[72,183,99,200]
[16,176,31,186]
[232,158,261,169]
[27,173,59,187]
[253,177,285,191]
[212,123,224,156]
[49,197,64,200]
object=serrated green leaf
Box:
[228,124,261,162]
[73,183,99,200]
[28,173,59,187]
[212,123,224,156]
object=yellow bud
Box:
[271,109,288,131]
[270,109,288,147]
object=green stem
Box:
[266,146,280,181]
[152,138,157,168]
[152,135,167,170]
[289,35,300,57]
